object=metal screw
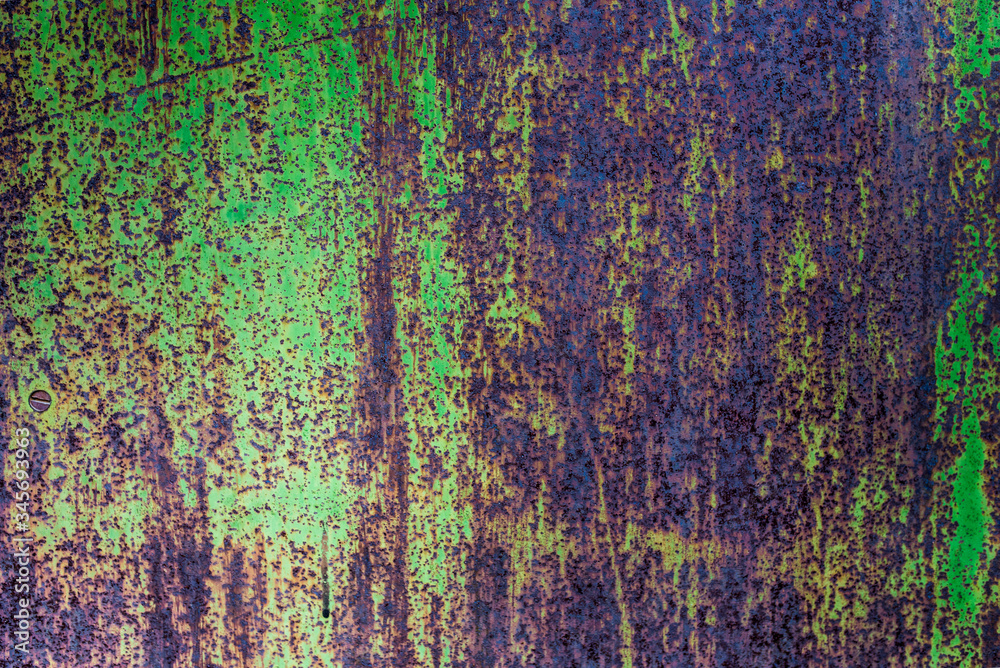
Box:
[28,390,51,412]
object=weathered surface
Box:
[1,0,998,665]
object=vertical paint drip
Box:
[322,518,330,619]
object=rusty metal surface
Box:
[0,0,998,665]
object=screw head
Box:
[28,390,51,412]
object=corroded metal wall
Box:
[1,0,998,665]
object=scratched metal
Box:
[0,0,998,665]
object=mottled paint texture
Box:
[0,0,999,665]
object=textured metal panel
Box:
[1,0,998,665]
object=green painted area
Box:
[929,4,1000,661]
